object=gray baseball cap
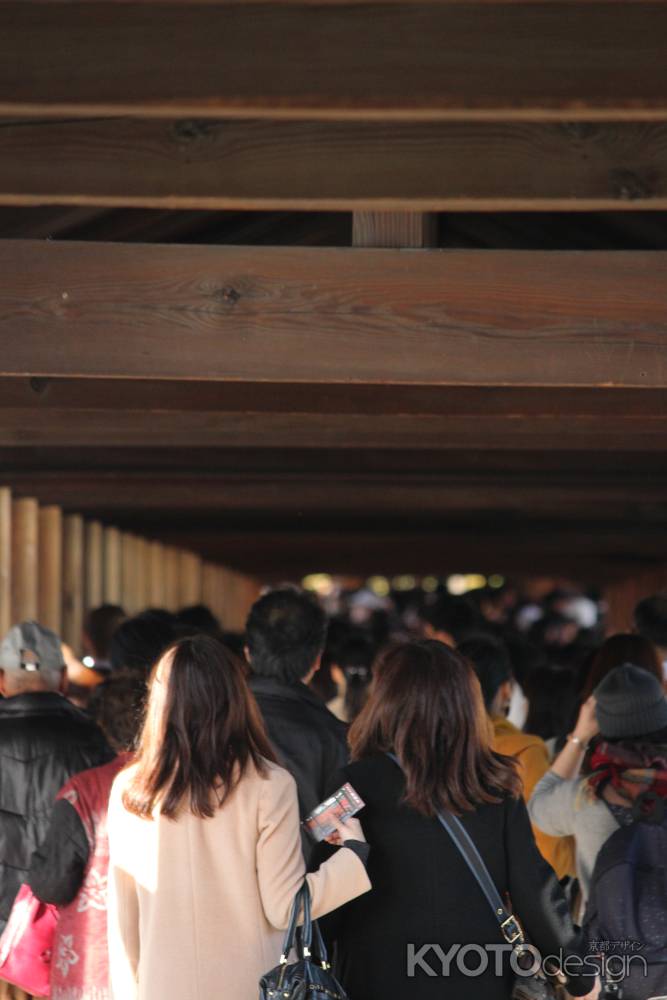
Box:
[0,621,64,679]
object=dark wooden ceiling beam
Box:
[3,241,667,387]
[7,378,666,418]
[1,445,657,477]
[2,470,666,515]
[4,119,667,211]
[3,3,667,121]
[1,407,666,451]
[96,525,667,579]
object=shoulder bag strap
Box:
[385,752,524,947]
[279,883,309,964]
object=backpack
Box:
[584,796,667,997]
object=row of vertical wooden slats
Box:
[0,485,258,649]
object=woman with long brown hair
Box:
[106,635,370,1000]
[320,640,597,1000]
[580,633,663,701]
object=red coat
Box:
[51,754,131,1000]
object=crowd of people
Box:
[0,579,666,1000]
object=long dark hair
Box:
[123,634,277,820]
[349,640,521,815]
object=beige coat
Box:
[107,760,371,1000]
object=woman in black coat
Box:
[320,640,599,1000]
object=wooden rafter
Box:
[3,3,667,121]
[2,241,667,387]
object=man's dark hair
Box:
[109,610,177,676]
[245,588,327,683]
[177,604,222,638]
[634,595,667,649]
[84,604,127,661]
[423,595,482,643]
[89,673,148,752]
[458,633,512,713]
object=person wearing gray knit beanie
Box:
[529,662,667,912]
[594,662,667,741]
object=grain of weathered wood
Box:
[2,241,667,388]
[3,3,667,121]
[3,119,666,210]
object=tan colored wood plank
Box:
[38,505,62,632]
[62,514,84,649]
[0,488,11,635]
[2,242,667,388]
[11,497,39,623]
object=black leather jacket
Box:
[0,691,112,932]
[248,676,348,864]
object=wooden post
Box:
[163,547,180,612]
[38,505,63,633]
[0,488,11,635]
[219,566,235,630]
[11,497,39,623]
[85,520,104,611]
[202,562,220,621]
[352,211,438,249]
[62,514,84,650]
[103,526,122,605]
[179,551,202,608]
[134,536,149,611]
[120,531,140,615]
[149,541,166,608]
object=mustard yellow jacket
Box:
[492,716,575,880]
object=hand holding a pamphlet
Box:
[304,783,366,845]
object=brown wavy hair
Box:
[349,640,520,815]
[123,634,277,820]
[581,633,663,701]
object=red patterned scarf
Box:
[589,741,667,804]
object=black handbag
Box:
[259,882,350,1000]
[386,753,559,1000]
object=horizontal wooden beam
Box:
[4,379,666,418]
[2,241,667,388]
[144,525,667,579]
[3,118,667,211]
[3,470,667,517]
[0,408,665,451]
[3,3,667,121]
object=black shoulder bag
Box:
[259,881,350,1000]
[386,753,559,1000]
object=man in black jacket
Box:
[246,589,348,858]
[0,621,112,946]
